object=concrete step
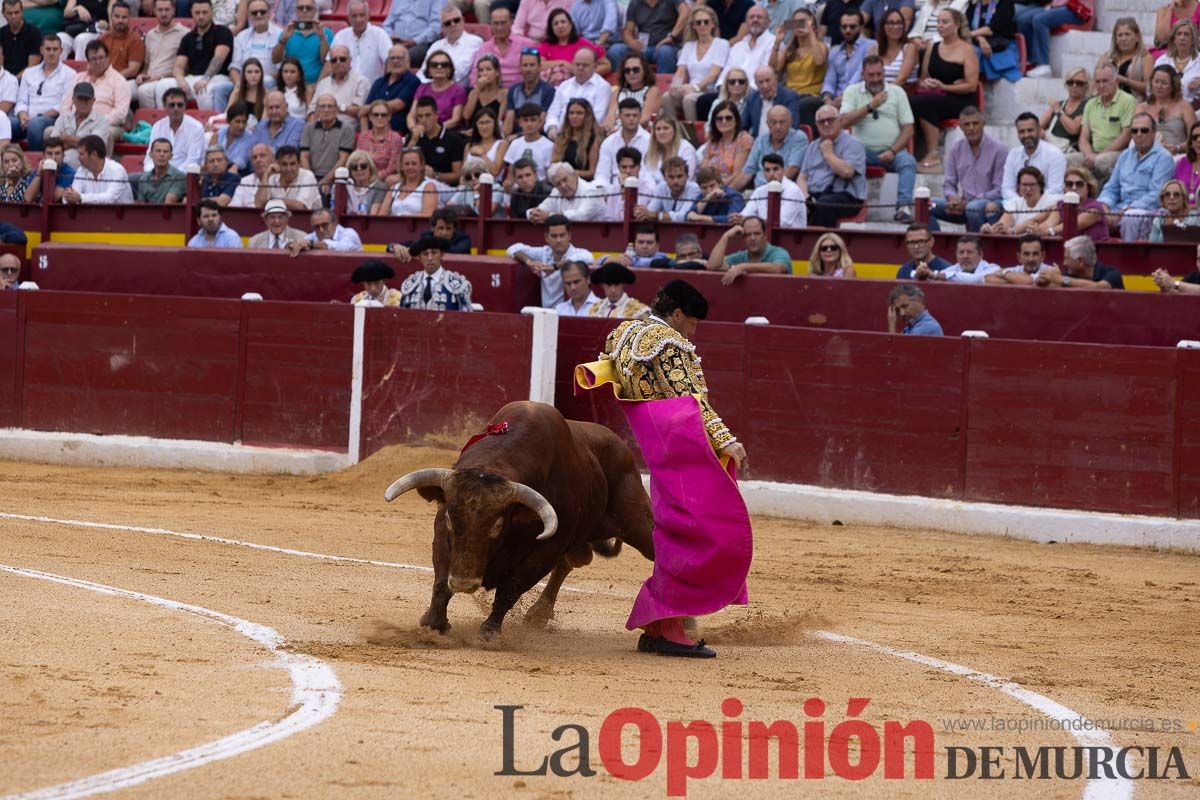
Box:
[1093,6,1157,40]
[985,77,1064,125]
[864,172,947,222]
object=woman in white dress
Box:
[663,5,729,121]
[375,148,438,217]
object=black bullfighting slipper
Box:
[637,634,716,659]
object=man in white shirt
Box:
[502,103,555,181]
[231,0,283,88]
[604,146,656,222]
[635,156,701,223]
[986,233,1053,285]
[247,199,306,248]
[545,48,610,138]
[717,4,774,90]
[734,153,807,228]
[254,144,321,211]
[308,45,370,129]
[144,86,207,171]
[0,61,17,117]
[424,5,483,85]
[332,0,392,84]
[596,97,651,185]
[506,213,594,307]
[289,207,364,254]
[554,260,600,317]
[231,143,274,208]
[14,36,70,150]
[918,235,1000,283]
[1001,112,1066,205]
[528,162,607,222]
[64,135,133,204]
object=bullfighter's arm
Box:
[657,342,737,453]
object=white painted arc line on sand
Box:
[0,563,342,800]
[814,631,1133,800]
[0,512,616,596]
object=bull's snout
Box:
[447,575,481,594]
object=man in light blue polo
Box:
[732,104,807,191]
[188,199,244,248]
[382,0,444,69]
[887,283,942,336]
[1097,111,1175,242]
[820,9,873,107]
[840,53,917,223]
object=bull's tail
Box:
[592,538,622,558]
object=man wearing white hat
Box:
[248,199,306,249]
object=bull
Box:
[384,401,655,637]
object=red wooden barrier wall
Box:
[0,292,18,429]
[240,302,353,448]
[359,310,534,459]
[1175,348,1200,519]
[20,292,243,441]
[31,244,541,311]
[963,340,1178,516]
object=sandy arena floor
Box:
[1,445,1198,799]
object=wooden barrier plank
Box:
[1176,348,1200,518]
[0,292,18,428]
[359,309,533,458]
[20,292,241,441]
[744,327,966,493]
[240,302,354,450]
[964,339,1177,516]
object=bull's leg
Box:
[523,553,579,629]
[419,509,453,634]
[479,580,523,639]
[609,471,656,562]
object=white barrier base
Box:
[737,480,1200,553]
[0,429,350,475]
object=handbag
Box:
[1064,0,1093,23]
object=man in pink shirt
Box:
[60,41,131,128]
[470,6,534,88]
[513,0,575,41]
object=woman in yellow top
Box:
[771,7,828,129]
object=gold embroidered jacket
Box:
[601,317,736,452]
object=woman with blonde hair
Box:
[808,233,856,278]
[1100,17,1154,99]
[1040,68,1091,152]
[1154,19,1200,102]
[1153,0,1200,57]
[1040,166,1108,241]
[702,67,750,124]
[344,150,390,215]
[1137,64,1196,154]
[771,7,827,128]
[375,148,438,217]
[0,145,37,203]
[1151,178,1200,240]
[551,98,601,180]
[643,116,698,186]
[664,5,729,121]
[911,8,979,170]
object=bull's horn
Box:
[384,468,453,502]
[508,482,559,540]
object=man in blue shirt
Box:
[571,0,620,48]
[250,91,304,152]
[821,10,874,106]
[1096,111,1175,243]
[686,166,745,224]
[188,199,244,248]
[887,283,942,336]
[364,45,420,136]
[382,0,444,69]
[895,224,951,279]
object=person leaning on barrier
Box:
[187,198,244,248]
[506,212,595,308]
[707,215,793,286]
[986,233,1053,285]
[350,258,402,306]
[387,208,472,262]
[650,232,706,270]
[896,223,951,279]
[887,283,943,336]
[734,153,808,229]
[40,138,75,203]
[599,224,666,269]
[527,160,607,222]
[636,155,700,223]
[64,134,132,204]
[398,235,474,312]
[921,235,1000,283]
[200,146,240,206]
[504,156,553,220]
[0,252,20,289]
[134,137,186,203]
[1036,234,1124,290]
[289,207,363,256]
[1152,246,1200,294]
[248,198,305,248]
[255,144,321,211]
[685,165,745,224]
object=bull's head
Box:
[384,468,558,594]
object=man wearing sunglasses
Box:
[331,0,390,83]
[840,53,916,222]
[0,253,20,290]
[231,0,282,89]
[798,104,867,228]
[307,44,369,129]
[1095,111,1174,242]
[273,0,332,85]
[820,10,873,108]
[143,86,205,171]
[425,5,484,85]
[381,0,441,69]
[502,49,553,135]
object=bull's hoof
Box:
[419,611,451,634]
[478,620,502,639]
[523,602,554,629]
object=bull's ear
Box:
[416,486,445,504]
[508,504,540,529]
